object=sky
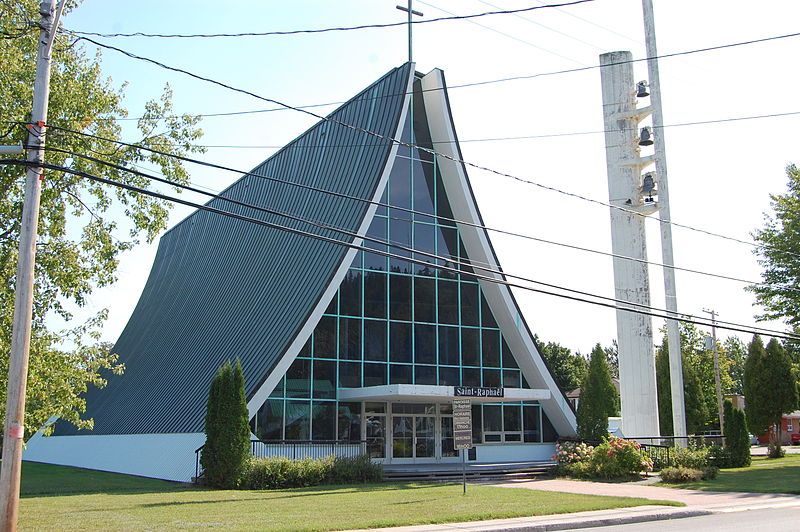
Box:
[55,0,800,356]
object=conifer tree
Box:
[744,336,798,453]
[201,360,251,488]
[576,344,619,441]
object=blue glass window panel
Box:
[364,271,387,319]
[338,361,361,388]
[338,402,361,441]
[412,159,435,218]
[483,405,502,432]
[463,367,481,387]
[389,217,412,272]
[502,339,518,368]
[364,362,388,387]
[285,401,310,440]
[438,325,460,366]
[324,292,337,315]
[364,320,387,361]
[364,217,388,271]
[390,364,413,384]
[439,366,460,386]
[542,412,558,442]
[504,405,522,432]
[459,239,474,273]
[503,369,521,388]
[483,368,501,388]
[312,402,336,441]
[314,316,336,359]
[414,323,436,364]
[461,328,480,366]
[364,250,387,271]
[523,405,541,443]
[339,317,361,360]
[437,226,458,264]
[415,365,437,385]
[255,399,283,440]
[312,360,336,399]
[413,276,435,323]
[389,274,411,320]
[481,293,498,328]
[299,338,311,357]
[413,223,436,274]
[436,173,456,226]
[482,329,500,367]
[437,279,459,325]
[388,161,412,214]
[460,283,479,327]
[286,358,311,398]
[339,270,362,317]
[390,321,412,363]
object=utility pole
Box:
[599,51,660,439]
[703,308,724,435]
[0,1,64,529]
[641,0,687,441]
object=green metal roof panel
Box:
[57,64,412,435]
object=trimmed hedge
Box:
[242,454,383,490]
[660,466,718,483]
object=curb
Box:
[489,509,712,531]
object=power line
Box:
[63,1,595,39]
[41,29,800,125]
[2,156,795,341]
[39,124,800,289]
[40,108,797,148]
[54,30,800,258]
[48,144,800,301]
[416,0,588,66]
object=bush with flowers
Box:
[552,440,594,477]
[554,437,653,480]
[589,437,654,479]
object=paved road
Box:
[571,505,797,531]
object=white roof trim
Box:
[419,68,577,436]
[339,384,549,403]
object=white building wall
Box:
[23,432,206,482]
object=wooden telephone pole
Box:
[0,1,64,529]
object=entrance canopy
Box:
[338,384,549,403]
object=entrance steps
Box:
[383,460,555,482]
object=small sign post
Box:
[452,398,473,495]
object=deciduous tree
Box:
[1,0,203,436]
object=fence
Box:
[195,439,368,481]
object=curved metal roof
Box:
[57,64,412,435]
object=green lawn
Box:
[19,462,681,531]
[661,453,800,494]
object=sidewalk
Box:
[351,477,800,531]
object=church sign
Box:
[453,386,504,398]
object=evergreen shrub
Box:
[242,455,383,489]
[660,466,717,483]
[726,408,752,467]
[201,359,251,489]
[706,445,731,468]
[671,446,709,469]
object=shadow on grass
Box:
[662,456,800,495]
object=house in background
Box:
[24,63,577,481]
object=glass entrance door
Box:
[391,414,436,461]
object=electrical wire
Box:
[39,122,800,286]
[63,1,595,39]
[2,156,796,341]
[55,29,800,260]
[39,140,800,297]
